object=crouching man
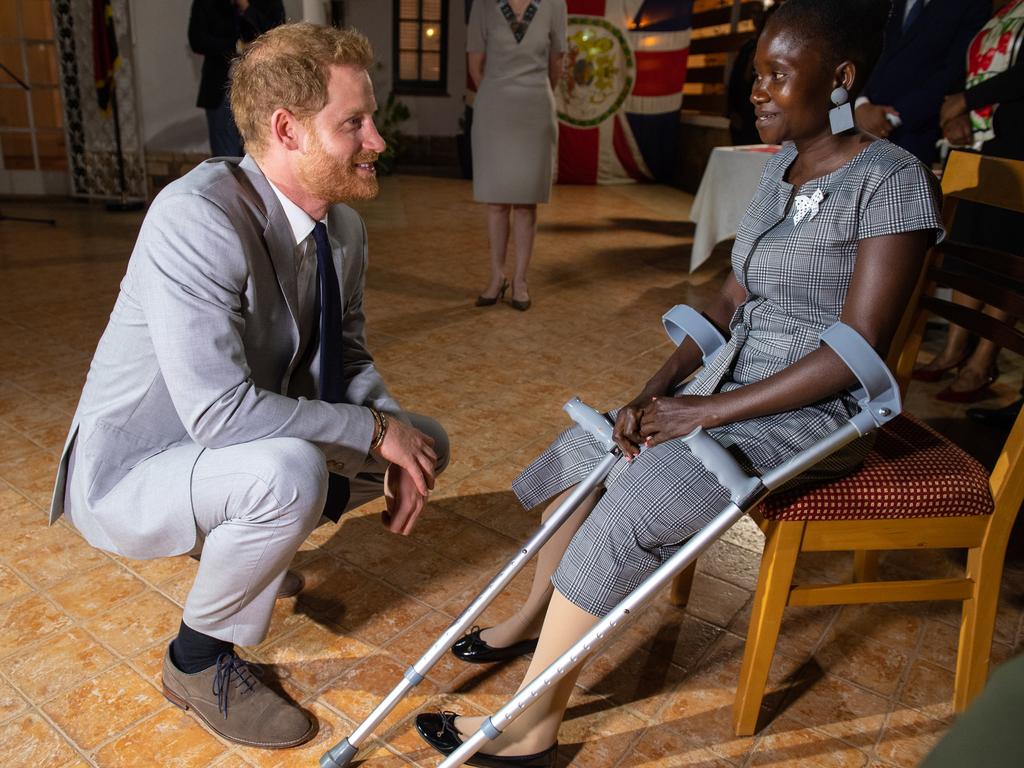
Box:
[50,23,448,749]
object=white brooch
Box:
[793,188,825,225]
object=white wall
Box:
[130,0,464,152]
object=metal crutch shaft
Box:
[320,414,620,767]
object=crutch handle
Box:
[563,398,617,452]
[819,322,901,432]
[680,427,760,503]
[662,304,727,364]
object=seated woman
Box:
[415,0,943,764]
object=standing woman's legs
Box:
[511,204,538,304]
[482,203,513,299]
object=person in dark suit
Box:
[855,0,990,165]
[188,0,285,156]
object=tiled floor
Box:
[1,177,1022,768]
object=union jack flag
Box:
[556,0,692,184]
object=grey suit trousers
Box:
[66,412,448,646]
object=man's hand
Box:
[381,464,426,535]
[233,0,250,11]
[638,396,711,448]
[943,113,973,146]
[373,418,437,497]
[940,92,968,127]
[855,103,899,138]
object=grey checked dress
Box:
[513,140,944,617]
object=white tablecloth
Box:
[689,145,779,272]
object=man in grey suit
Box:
[50,23,448,749]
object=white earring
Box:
[829,86,854,134]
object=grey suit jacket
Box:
[50,155,400,557]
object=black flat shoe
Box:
[967,398,1023,430]
[451,627,539,664]
[415,712,557,768]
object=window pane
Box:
[31,87,61,129]
[36,129,66,171]
[422,0,442,22]
[0,43,25,82]
[420,52,441,82]
[399,0,419,20]
[26,43,59,87]
[0,3,18,37]
[399,21,419,50]
[21,0,54,40]
[421,22,441,51]
[398,50,419,80]
[1,131,35,170]
[0,88,30,128]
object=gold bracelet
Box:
[369,407,388,452]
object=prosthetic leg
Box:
[321,306,900,768]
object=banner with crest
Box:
[556,0,692,184]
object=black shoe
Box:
[966,398,1023,430]
[451,627,539,664]
[415,712,557,768]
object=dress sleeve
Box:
[467,0,486,53]
[550,0,568,54]
[857,161,945,244]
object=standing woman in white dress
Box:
[468,0,568,311]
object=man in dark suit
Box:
[188,0,285,156]
[855,0,989,165]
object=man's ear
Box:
[268,108,304,152]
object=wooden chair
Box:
[669,149,1024,736]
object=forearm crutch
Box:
[435,313,902,768]
[319,307,729,768]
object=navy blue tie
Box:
[903,0,922,31]
[312,221,350,521]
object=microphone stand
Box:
[0,62,57,226]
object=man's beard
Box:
[297,130,379,204]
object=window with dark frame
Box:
[393,0,449,95]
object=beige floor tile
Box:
[0,593,75,660]
[873,705,954,768]
[748,715,870,767]
[0,561,33,605]
[92,707,228,767]
[0,675,28,725]
[0,711,81,768]
[258,621,377,696]
[42,663,167,751]
[82,590,183,656]
[5,626,117,702]
[46,560,148,620]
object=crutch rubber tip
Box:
[319,740,358,768]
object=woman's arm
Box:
[549,51,564,89]
[639,230,930,447]
[468,52,485,90]
[613,271,746,456]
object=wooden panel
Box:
[928,267,1024,318]
[942,150,1024,215]
[801,517,988,551]
[939,242,1024,282]
[683,82,725,95]
[693,3,762,28]
[680,93,727,114]
[921,296,1024,356]
[686,66,726,84]
[690,31,754,55]
[688,53,729,68]
[788,578,974,607]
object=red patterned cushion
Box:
[761,413,994,521]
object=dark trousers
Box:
[205,98,243,158]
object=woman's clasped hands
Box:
[612,394,712,459]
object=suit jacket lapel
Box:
[238,155,305,377]
[891,0,928,51]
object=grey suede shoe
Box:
[277,570,305,599]
[162,647,316,749]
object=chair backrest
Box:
[892,149,1024,541]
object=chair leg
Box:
[954,543,1007,710]
[733,520,805,736]
[853,550,879,582]
[669,562,697,608]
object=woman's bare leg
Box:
[480,487,601,648]
[482,203,512,298]
[457,590,598,755]
[917,291,981,371]
[944,305,1010,392]
[510,204,537,303]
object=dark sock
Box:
[170,621,233,673]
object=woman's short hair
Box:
[229,23,374,156]
[768,0,893,90]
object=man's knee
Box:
[238,438,328,521]
[408,413,450,475]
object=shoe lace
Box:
[212,652,262,719]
